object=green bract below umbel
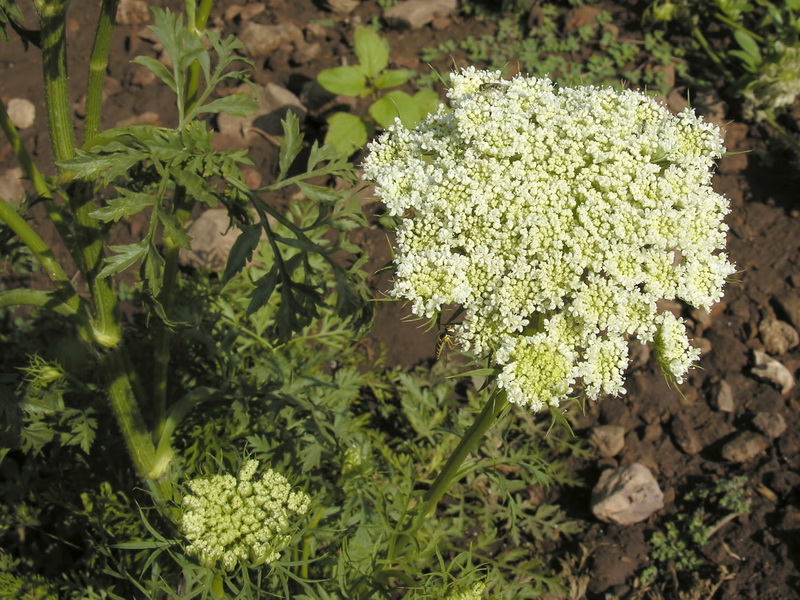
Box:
[363,68,736,411]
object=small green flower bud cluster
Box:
[180,460,310,571]
[364,68,734,410]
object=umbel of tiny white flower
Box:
[363,68,735,411]
[180,460,311,571]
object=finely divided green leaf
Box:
[97,240,149,279]
[223,223,261,283]
[296,181,342,205]
[354,26,389,79]
[90,188,157,222]
[278,111,303,181]
[169,166,217,206]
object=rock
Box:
[776,291,800,332]
[627,340,650,372]
[318,0,360,13]
[384,0,458,30]
[751,350,795,394]
[565,6,602,32]
[217,82,306,142]
[179,209,243,271]
[759,317,799,355]
[7,98,35,129]
[721,431,770,462]
[115,112,161,127]
[690,336,712,356]
[132,65,157,87]
[591,463,664,525]
[714,379,735,413]
[689,307,713,335]
[589,425,625,458]
[670,415,703,455]
[224,3,266,22]
[0,168,25,207]
[753,412,787,439]
[116,0,150,26]
[240,22,303,57]
[292,41,322,65]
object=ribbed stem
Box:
[388,388,509,563]
[84,0,119,142]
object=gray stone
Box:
[714,379,735,413]
[721,431,770,462]
[751,350,795,394]
[759,317,799,355]
[116,0,150,25]
[179,209,243,271]
[589,425,625,458]
[384,0,458,30]
[319,0,360,14]
[7,98,35,129]
[240,22,303,57]
[753,412,787,439]
[0,168,25,206]
[671,415,703,455]
[591,463,664,525]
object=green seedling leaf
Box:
[97,240,149,279]
[369,90,420,129]
[223,223,261,283]
[278,111,303,181]
[412,89,441,119]
[131,55,177,92]
[374,68,415,90]
[324,112,368,157]
[354,25,390,79]
[732,30,762,65]
[157,208,192,248]
[90,188,157,222]
[318,65,367,96]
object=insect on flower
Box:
[435,325,458,360]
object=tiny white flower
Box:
[363,68,734,409]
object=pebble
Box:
[319,0,360,13]
[753,412,787,439]
[776,291,800,331]
[714,379,735,413]
[721,431,771,462]
[751,350,795,394]
[240,22,303,57]
[670,415,703,455]
[217,82,307,143]
[7,98,35,129]
[588,425,625,458]
[759,317,799,355]
[591,463,664,525]
[384,0,458,30]
[179,209,244,271]
[0,168,24,207]
[116,0,150,26]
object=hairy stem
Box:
[388,388,510,564]
[84,0,120,143]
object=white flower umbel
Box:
[180,460,311,571]
[363,68,734,410]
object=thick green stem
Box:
[184,0,214,111]
[84,0,119,143]
[388,388,510,563]
[152,191,191,440]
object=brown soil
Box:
[2,1,800,598]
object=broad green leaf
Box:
[732,30,761,64]
[131,56,176,92]
[412,89,441,119]
[354,26,389,79]
[222,223,261,283]
[324,112,367,157]
[90,188,157,222]
[369,90,420,129]
[374,68,415,90]
[97,240,149,279]
[317,66,367,96]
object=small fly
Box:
[435,325,458,360]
